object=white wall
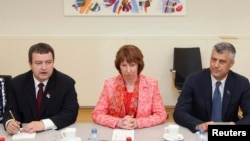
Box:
[0,0,250,106]
[1,36,250,107]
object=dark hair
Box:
[115,44,144,75]
[28,42,55,63]
[213,42,236,60]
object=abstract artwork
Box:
[64,0,186,16]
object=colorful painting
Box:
[64,0,186,16]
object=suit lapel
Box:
[202,69,213,117]
[222,73,233,117]
[24,72,37,119]
[40,69,57,115]
[204,79,213,118]
[137,75,148,115]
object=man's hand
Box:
[196,121,235,132]
[6,119,21,135]
[21,121,45,133]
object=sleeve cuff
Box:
[41,119,57,130]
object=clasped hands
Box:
[6,119,45,135]
[116,115,137,129]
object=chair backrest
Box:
[173,47,202,90]
[0,75,12,122]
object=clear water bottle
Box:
[89,128,99,141]
[197,130,207,141]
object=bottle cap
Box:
[199,129,205,134]
[91,128,97,133]
[0,136,5,141]
[126,137,132,141]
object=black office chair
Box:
[0,75,12,123]
[170,47,202,91]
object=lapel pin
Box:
[46,93,51,98]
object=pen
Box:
[9,110,16,121]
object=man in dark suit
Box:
[173,42,250,133]
[3,42,79,134]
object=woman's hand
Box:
[117,115,137,129]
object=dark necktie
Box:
[36,83,44,119]
[211,81,222,122]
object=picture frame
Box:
[64,0,186,16]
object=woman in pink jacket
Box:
[92,44,167,129]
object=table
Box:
[0,122,198,141]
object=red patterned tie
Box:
[36,83,44,119]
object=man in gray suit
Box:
[3,42,79,134]
[174,42,250,133]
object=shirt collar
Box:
[33,75,48,87]
[211,75,227,88]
